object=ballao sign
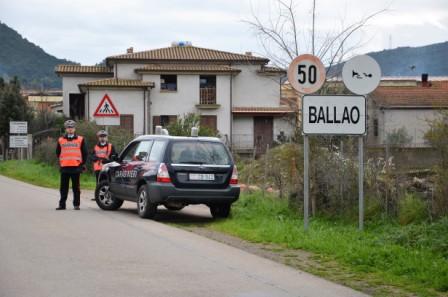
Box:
[302,95,366,135]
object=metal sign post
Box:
[342,54,381,231]
[288,54,326,231]
[287,53,380,232]
[303,135,309,230]
[358,136,364,231]
[302,95,367,231]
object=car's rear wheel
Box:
[95,180,123,210]
[209,203,231,218]
[137,185,157,219]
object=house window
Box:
[160,75,177,91]
[200,115,217,132]
[373,119,378,137]
[153,115,177,132]
[200,75,216,105]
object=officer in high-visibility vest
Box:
[55,120,88,210]
[91,130,117,184]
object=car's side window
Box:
[121,142,140,162]
[149,141,166,162]
[134,141,153,161]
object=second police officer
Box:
[91,130,117,186]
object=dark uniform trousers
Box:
[59,172,81,207]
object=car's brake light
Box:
[157,163,171,183]
[230,165,238,185]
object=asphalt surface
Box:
[0,175,369,297]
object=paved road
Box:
[0,175,368,297]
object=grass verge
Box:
[201,193,448,297]
[0,160,96,190]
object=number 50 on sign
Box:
[287,54,326,94]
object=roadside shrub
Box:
[364,195,383,221]
[425,110,448,217]
[398,193,428,225]
[34,137,58,167]
[432,166,448,218]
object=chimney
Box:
[127,47,134,54]
[421,73,430,87]
[245,51,253,56]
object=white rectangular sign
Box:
[9,121,28,134]
[302,95,366,135]
[9,135,28,148]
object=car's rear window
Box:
[170,141,231,165]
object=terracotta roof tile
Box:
[135,64,241,74]
[232,106,295,114]
[371,86,448,108]
[55,65,113,75]
[107,46,269,63]
[79,79,154,89]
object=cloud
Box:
[0,0,446,65]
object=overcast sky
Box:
[1,0,447,65]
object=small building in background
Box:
[368,75,448,148]
[26,91,63,112]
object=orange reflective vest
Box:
[58,136,84,167]
[93,143,112,171]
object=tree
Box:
[245,0,387,73]
[245,1,387,216]
[0,77,34,158]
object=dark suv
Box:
[95,135,240,219]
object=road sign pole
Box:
[304,135,309,231]
[358,136,364,231]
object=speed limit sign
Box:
[288,54,326,94]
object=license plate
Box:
[189,173,215,181]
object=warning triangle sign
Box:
[93,94,119,117]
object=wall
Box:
[62,75,111,116]
[142,73,232,137]
[380,109,440,146]
[115,63,142,79]
[87,89,146,135]
[273,116,295,141]
[232,64,281,107]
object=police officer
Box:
[91,130,117,184]
[55,120,88,210]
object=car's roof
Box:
[133,134,223,143]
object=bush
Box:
[34,137,58,167]
[425,110,448,217]
[398,193,428,225]
[167,113,218,137]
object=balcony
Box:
[196,87,220,109]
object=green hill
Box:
[369,41,448,76]
[330,41,448,77]
[0,21,76,89]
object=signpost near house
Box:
[9,121,29,160]
[288,54,326,231]
[288,54,380,231]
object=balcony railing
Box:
[200,87,216,105]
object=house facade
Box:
[56,44,295,153]
[367,77,448,147]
